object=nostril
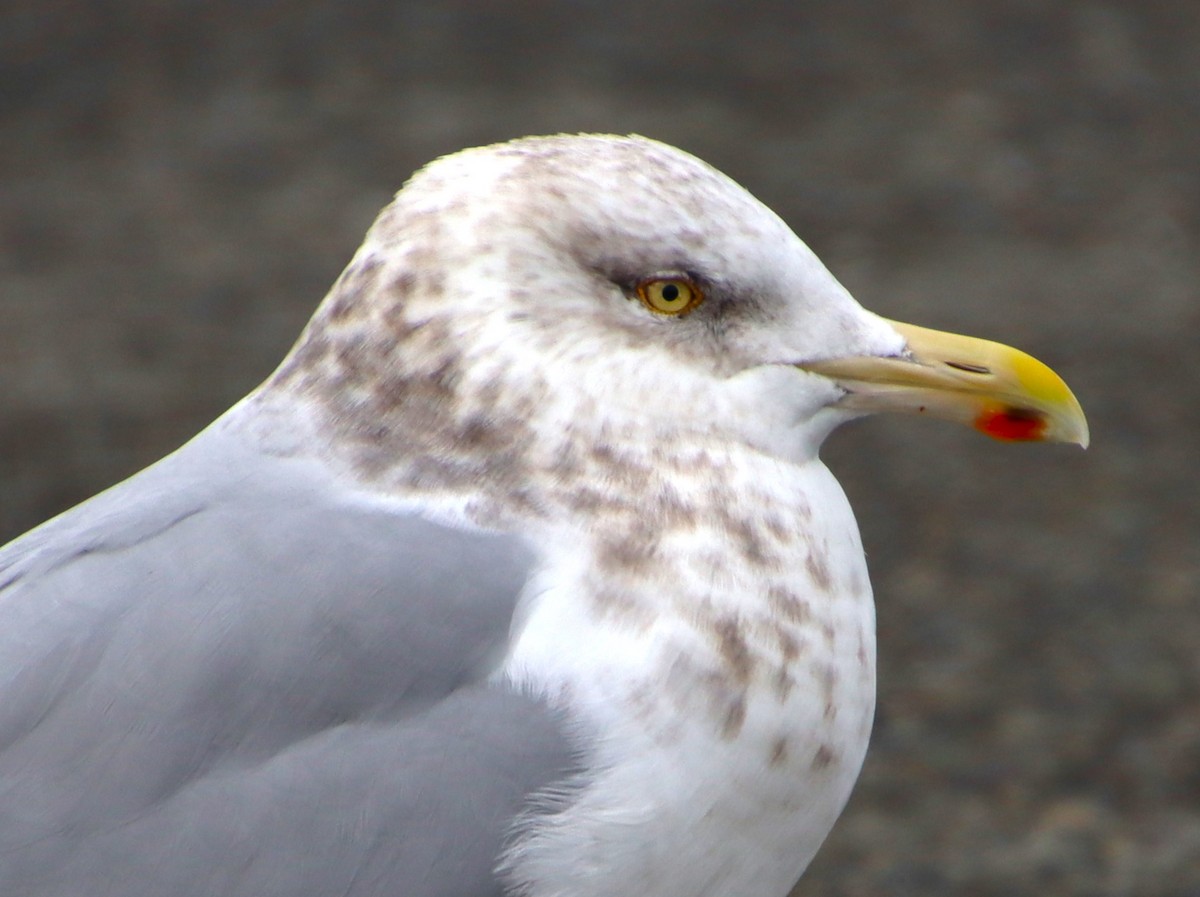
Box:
[944,361,991,375]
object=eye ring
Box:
[635,276,704,316]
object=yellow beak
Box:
[798,320,1089,447]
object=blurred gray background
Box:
[2,2,1196,894]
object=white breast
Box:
[500,451,876,897]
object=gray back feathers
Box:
[0,418,578,895]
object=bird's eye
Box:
[636,277,703,316]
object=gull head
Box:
[267,134,1087,496]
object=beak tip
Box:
[1062,396,1090,450]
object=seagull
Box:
[0,134,1087,896]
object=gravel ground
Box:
[2,3,1197,894]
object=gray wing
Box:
[0,417,579,896]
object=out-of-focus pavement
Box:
[2,3,1197,894]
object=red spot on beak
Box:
[975,407,1048,442]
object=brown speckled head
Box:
[265,134,902,518]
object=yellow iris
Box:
[636,277,703,315]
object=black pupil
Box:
[661,283,680,302]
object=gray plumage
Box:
[0,415,577,895]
